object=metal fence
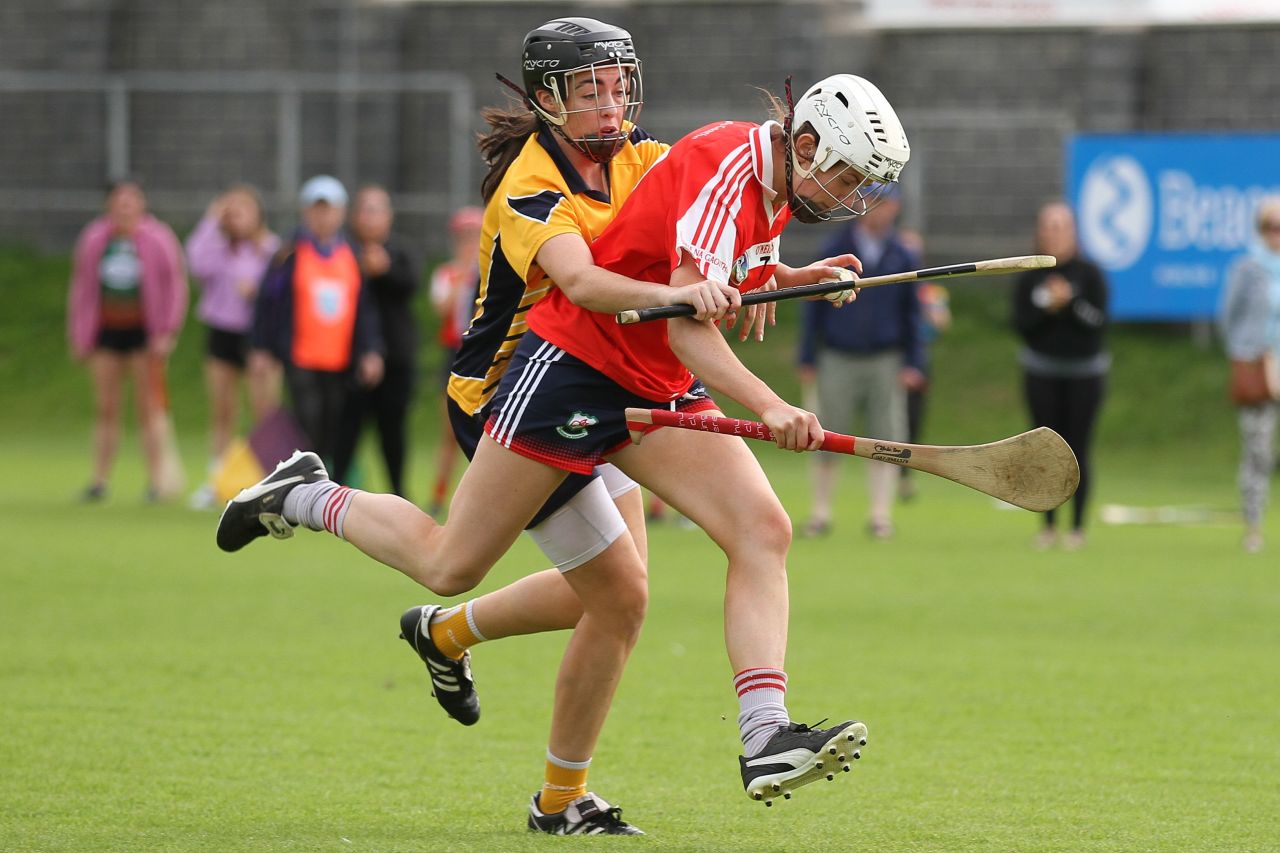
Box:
[0,69,475,245]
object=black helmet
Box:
[520,17,644,162]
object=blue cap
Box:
[299,175,348,207]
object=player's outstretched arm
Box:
[538,233,740,321]
[665,259,823,452]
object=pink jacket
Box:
[67,215,189,359]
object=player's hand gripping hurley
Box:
[616,255,1056,325]
[625,408,1079,512]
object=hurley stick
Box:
[625,407,1078,512]
[616,254,1056,325]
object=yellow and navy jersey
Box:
[447,121,669,415]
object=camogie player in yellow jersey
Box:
[419,19,746,834]
[221,16,741,835]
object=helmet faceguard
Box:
[789,163,896,224]
[521,17,644,163]
[534,61,643,162]
[784,74,910,222]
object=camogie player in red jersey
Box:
[220,69,910,823]
[491,73,909,805]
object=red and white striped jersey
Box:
[528,120,790,401]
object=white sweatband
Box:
[594,463,639,499]
[527,476,627,572]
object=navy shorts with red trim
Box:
[485,332,717,475]
[447,395,601,529]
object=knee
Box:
[421,551,488,598]
[582,567,648,643]
[615,573,649,629]
[402,523,486,598]
[94,394,120,421]
[213,394,236,419]
[609,577,648,645]
[429,571,480,598]
[733,504,793,559]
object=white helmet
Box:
[788,74,910,221]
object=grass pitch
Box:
[2,432,1277,852]
[2,247,1275,849]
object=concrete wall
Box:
[2,1,1279,264]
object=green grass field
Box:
[2,248,1278,851]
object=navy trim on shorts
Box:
[446,395,601,530]
[485,332,716,476]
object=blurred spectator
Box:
[68,178,187,502]
[425,205,482,515]
[1013,200,1109,551]
[185,185,282,508]
[1217,196,1280,554]
[331,185,420,497]
[798,186,924,539]
[252,175,383,467]
[897,226,951,502]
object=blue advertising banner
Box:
[1067,134,1280,320]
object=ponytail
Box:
[478,102,539,204]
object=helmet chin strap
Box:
[782,76,827,222]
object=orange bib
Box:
[291,240,361,371]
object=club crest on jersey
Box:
[730,239,779,285]
[556,411,599,440]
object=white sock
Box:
[282,480,357,539]
[429,602,488,642]
[735,668,790,757]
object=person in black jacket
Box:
[332,185,420,496]
[1013,200,1109,551]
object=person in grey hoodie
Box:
[1218,197,1280,554]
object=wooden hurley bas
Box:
[615,254,1057,325]
[625,407,1079,513]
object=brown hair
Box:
[756,87,816,158]
[478,100,539,204]
[223,183,270,246]
[757,87,789,126]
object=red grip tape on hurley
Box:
[634,408,856,454]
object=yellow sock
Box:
[428,603,483,660]
[540,756,590,815]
